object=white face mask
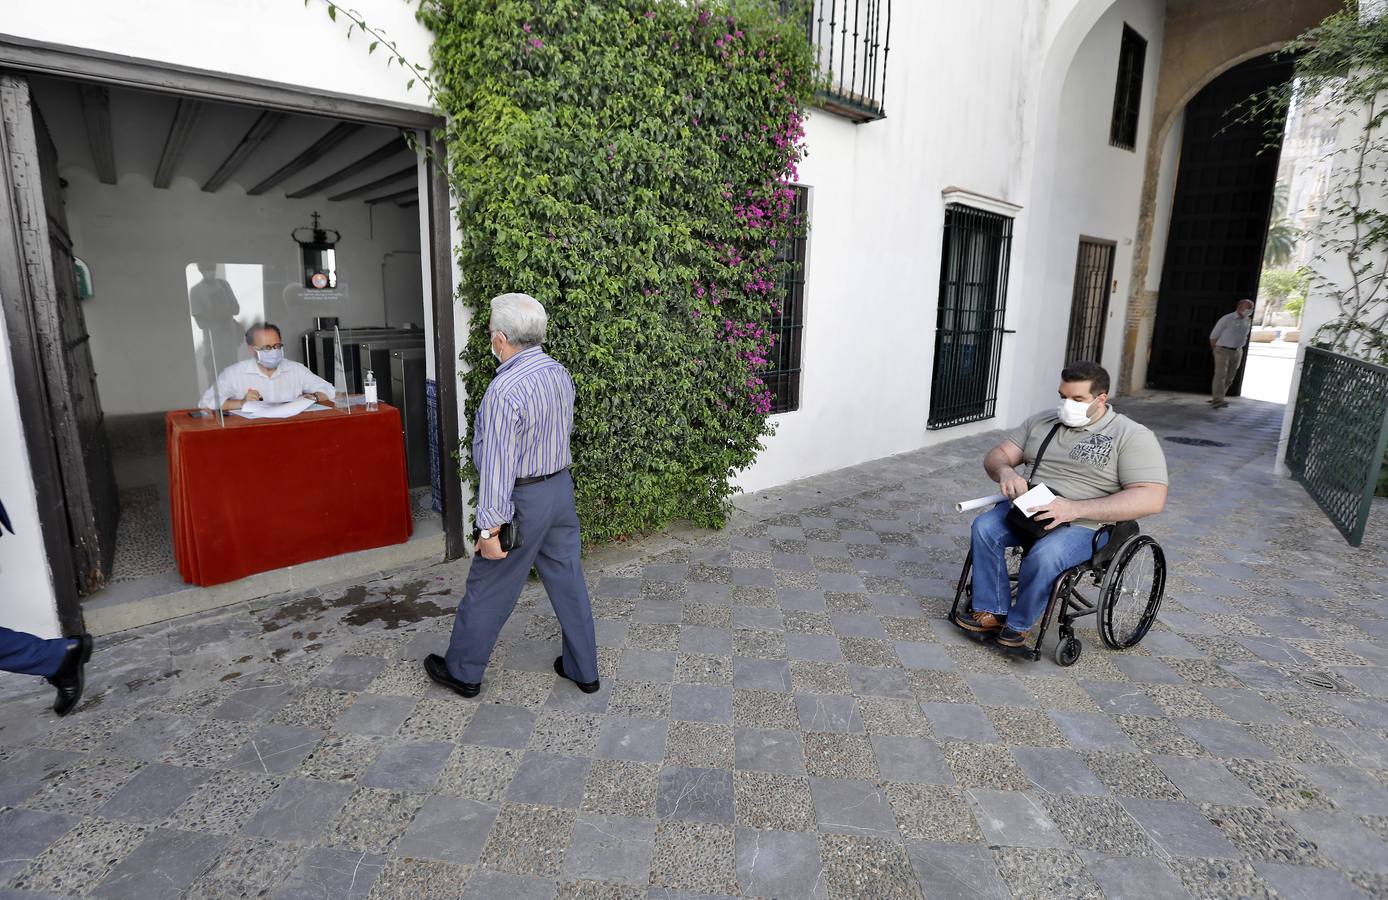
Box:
[255,347,284,369]
[1057,398,1093,428]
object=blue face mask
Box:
[256,348,284,369]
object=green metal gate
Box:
[1285,346,1388,547]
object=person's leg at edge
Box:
[0,626,70,677]
[968,503,1024,620]
[1006,526,1101,637]
[443,493,549,684]
[532,473,599,684]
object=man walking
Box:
[424,293,600,697]
[1209,298,1254,408]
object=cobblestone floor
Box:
[2,393,1387,899]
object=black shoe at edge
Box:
[48,634,92,717]
[553,656,601,694]
[423,653,480,698]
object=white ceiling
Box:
[27,74,417,204]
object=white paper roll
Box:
[954,493,1007,513]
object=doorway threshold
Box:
[82,525,445,635]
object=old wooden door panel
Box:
[2,75,118,594]
[1147,55,1292,393]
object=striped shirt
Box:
[472,346,574,528]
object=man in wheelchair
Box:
[958,361,1168,649]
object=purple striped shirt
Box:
[472,346,574,528]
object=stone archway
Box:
[1118,0,1342,393]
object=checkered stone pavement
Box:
[2,394,1387,899]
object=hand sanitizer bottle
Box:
[364,370,378,411]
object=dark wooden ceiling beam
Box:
[247,121,360,196]
[152,98,202,189]
[77,84,116,185]
[327,164,415,202]
[202,110,284,193]
[286,135,408,199]
[365,187,416,205]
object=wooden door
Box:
[1147,55,1293,393]
[1,74,118,594]
[1065,238,1115,365]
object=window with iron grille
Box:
[767,185,809,414]
[1110,25,1147,151]
[1065,238,1116,365]
[928,204,1013,430]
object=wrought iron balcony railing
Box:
[804,0,891,123]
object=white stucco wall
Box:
[1033,0,1166,389]
[0,322,61,639]
[2,0,433,112]
[738,0,1163,492]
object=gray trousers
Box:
[444,469,599,684]
[1211,347,1243,402]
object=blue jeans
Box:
[969,503,1102,633]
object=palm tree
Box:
[1263,182,1298,268]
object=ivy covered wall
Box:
[419,0,816,541]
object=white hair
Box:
[489,292,547,347]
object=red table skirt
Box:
[167,405,413,587]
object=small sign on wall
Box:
[74,257,93,300]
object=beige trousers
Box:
[1211,347,1242,402]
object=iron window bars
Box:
[1065,238,1116,365]
[767,185,810,414]
[1110,24,1147,151]
[928,204,1014,430]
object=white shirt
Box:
[198,358,337,410]
[1210,311,1253,349]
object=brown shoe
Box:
[956,610,1004,634]
[996,626,1030,648]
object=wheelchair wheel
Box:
[1054,634,1082,667]
[1097,535,1166,650]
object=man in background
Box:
[1209,298,1254,409]
[198,323,335,411]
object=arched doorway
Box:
[1145,53,1294,393]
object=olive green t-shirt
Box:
[1004,407,1168,529]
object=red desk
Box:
[167,405,413,587]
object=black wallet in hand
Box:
[472,517,521,553]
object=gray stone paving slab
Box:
[394,795,498,865]
[239,777,354,843]
[5,397,1388,898]
[89,828,226,900]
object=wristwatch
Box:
[479,528,495,540]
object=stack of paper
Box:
[228,397,327,419]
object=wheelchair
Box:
[948,521,1167,666]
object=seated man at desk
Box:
[198,323,335,411]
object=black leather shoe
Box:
[47,634,92,717]
[423,654,479,698]
[553,656,600,694]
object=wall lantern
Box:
[292,211,340,290]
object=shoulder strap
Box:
[1028,423,1064,481]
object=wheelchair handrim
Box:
[1098,535,1166,649]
